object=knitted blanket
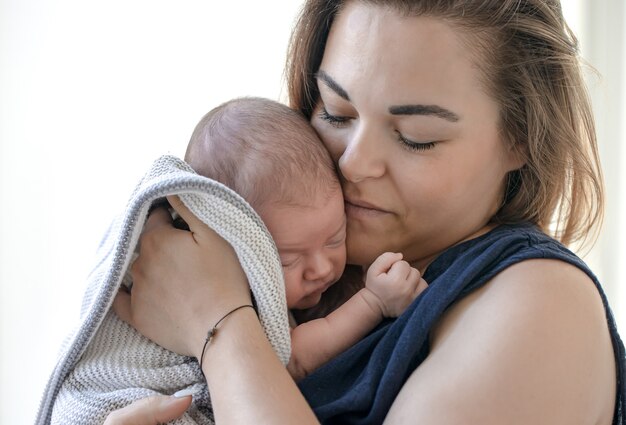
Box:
[35,155,291,425]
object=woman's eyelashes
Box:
[318,105,438,152]
[396,132,437,152]
[318,107,351,127]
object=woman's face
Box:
[311,2,523,269]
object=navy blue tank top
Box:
[299,223,625,424]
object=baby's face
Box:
[258,188,347,310]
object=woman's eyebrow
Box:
[315,70,350,101]
[389,104,460,122]
[315,70,460,122]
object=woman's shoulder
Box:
[386,256,617,424]
[437,256,612,356]
[424,222,599,296]
[301,224,623,423]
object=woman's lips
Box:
[345,199,391,218]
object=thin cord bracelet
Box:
[199,304,255,374]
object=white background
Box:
[1,1,624,424]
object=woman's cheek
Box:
[312,124,345,163]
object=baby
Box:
[184,97,427,380]
[46,97,428,425]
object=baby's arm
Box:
[287,252,427,381]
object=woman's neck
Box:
[408,223,500,275]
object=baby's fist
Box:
[364,252,427,317]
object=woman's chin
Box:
[346,236,387,267]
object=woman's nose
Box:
[303,252,334,282]
[338,125,386,183]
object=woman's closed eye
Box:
[318,107,352,127]
[396,131,437,152]
[318,103,438,152]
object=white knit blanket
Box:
[35,155,291,425]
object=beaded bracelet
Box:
[199,304,255,374]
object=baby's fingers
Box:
[408,268,429,296]
[388,259,414,281]
[417,278,429,294]
[367,252,404,278]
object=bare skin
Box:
[103,394,192,425]
[110,2,617,424]
[384,260,616,425]
[114,201,320,425]
[289,252,426,380]
[114,201,616,425]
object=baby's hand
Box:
[364,252,427,318]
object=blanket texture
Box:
[35,155,291,425]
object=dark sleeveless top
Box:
[299,223,625,424]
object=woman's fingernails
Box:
[173,388,196,398]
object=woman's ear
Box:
[504,142,527,172]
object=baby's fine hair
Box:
[185,97,340,210]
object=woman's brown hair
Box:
[285,0,604,248]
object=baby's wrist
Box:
[358,288,385,319]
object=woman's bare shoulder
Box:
[384,259,616,425]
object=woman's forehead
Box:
[321,2,488,106]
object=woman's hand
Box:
[103,395,191,425]
[113,196,319,424]
[114,195,252,358]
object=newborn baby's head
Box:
[185,97,346,310]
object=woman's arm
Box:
[384,259,616,425]
[196,304,318,424]
[114,197,319,425]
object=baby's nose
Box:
[304,253,334,282]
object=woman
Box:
[112,0,625,423]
